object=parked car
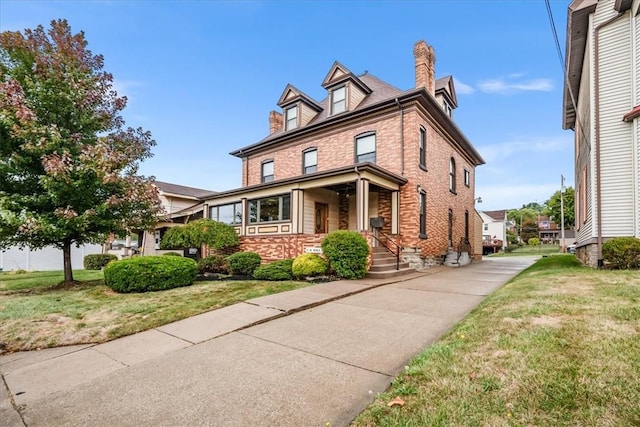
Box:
[567,244,576,254]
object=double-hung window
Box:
[262,160,274,183]
[449,157,456,193]
[285,106,298,130]
[303,148,317,174]
[419,127,426,168]
[355,133,376,163]
[464,169,470,187]
[331,86,346,114]
[248,194,291,223]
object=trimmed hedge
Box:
[253,259,294,281]
[197,254,228,274]
[84,254,118,270]
[226,251,261,276]
[292,253,328,278]
[321,230,369,279]
[104,256,197,293]
[603,237,640,269]
[162,252,182,256]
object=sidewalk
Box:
[0,256,536,427]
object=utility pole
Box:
[560,174,566,253]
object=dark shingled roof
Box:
[482,210,507,221]
[153,181,216,199]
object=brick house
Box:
[195,40,484,273]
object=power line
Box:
[545,0,565,73]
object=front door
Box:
[315,202,328,234]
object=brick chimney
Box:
[413,40,436,95]
[269,110,283,134]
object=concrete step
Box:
[371,255,398,264]
[369,261,411,272]
[365,267,416,280]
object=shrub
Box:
[292,253,328,278]
[528,237,541,246]
[602,237,640,269]
[321,230,369,279]
[253,259,294,281]
[84,254,118,270]
[160,219,239,251]
[226,251,261,276]
[505,244,519,253]
[162,252,182,256]
[197,254,228,274]
[104,256,197,293]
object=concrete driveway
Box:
[1,256,536,426]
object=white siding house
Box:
[478,210,507,250]
[563,0,639,266]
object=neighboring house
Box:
[537,215,560,243]
[478,210,507,252]
[563,0,638,266]
[196,40,484,271]
[138,181,216,256]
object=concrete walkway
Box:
[0,256,536,427]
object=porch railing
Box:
[371,230,402,270]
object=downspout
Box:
[395,98,405,175]
[594,10,626,268]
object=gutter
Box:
[594,10,627,267]
[395,98,405,175]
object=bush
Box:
[197,254,228,274]
[104,256,197,293]
[84,254,118,270]
[321,230,369,279]
[602,237,640,269]
[292,253,328,278]
[253,259,294,281]
[505,244,519,253]
[162,252,182,256]
[226,251,261,276]
[160,219,239,251]
[528,237,541,246]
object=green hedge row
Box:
[104,256,197,293]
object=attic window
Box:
[443,101,452,117]
[331,86,346,114]
[285,106,298,130]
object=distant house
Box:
[137,181,216,257]
[478,210,507,252]
[563,0,638,266]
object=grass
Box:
[0,270,311,353]
[352,255,640,426]
[489,244,561,257]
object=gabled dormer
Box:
[277,84,323,131]
[321,61,372,116]
[435,76,458,118]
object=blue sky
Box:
[1,0,572,211]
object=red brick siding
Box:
[239,234,325,262]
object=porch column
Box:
[356,178,370,231]
[240,198,247,236]
[203,204,209,219]
[291,189,304,233]
[391,190,400,234]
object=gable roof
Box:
[153,180,216,199]
[321,61,372,94]
[436,75,458,108]
[482,210,507,221]
[277,84,323,111]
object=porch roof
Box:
[201,162,407,202]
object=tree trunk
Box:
[63,240,74,283]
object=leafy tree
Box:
[521,202,544,213]
[0,20,162,283]
[544,187,575,229]
[521,219,539,244]
[160,219,239,251]
[507,208,537,225]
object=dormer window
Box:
[443,101,452,117]
[285,106,298,130]
[331,86,346,114]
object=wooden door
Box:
[315,203,328,234]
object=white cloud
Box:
[477,76,553,94]
[111,79,143,101]
[454,78,475,95]
[478,135,571,163]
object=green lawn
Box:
[353,255,640,426]
[0,270,310,352]
[489,244,561,257]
